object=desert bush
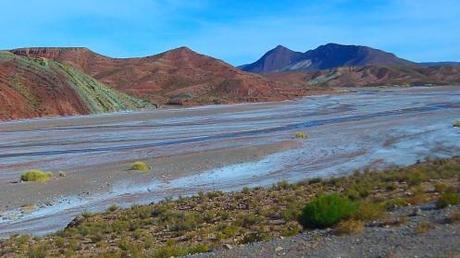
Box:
[447,211,460,224]
[406,169,427,186]
[354,201,385,221]
[20,169,53,183]
[107,204,119,212]
[150,242,209,258]
[307,177,322,184]
[129,161,151,172]
[434,182,449,193]
[383,198,409,210]
[334,219,364,235]
[299,194,358,229]
[217,224,239,239]
[294,131,308,139]
[436,189,460,209]
[240,231,269,244]
[415,221,434,234]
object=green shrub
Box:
[129,161,151,172]
[453,121,460,128]
[20,169,53,183]
[298,194,358,229]
[436,190,460,209]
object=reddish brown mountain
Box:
[0,51,151,121]
[11,47,303,106]
[267,65,460,88]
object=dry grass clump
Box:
[294,131,308,139]
[334,219,364,235]
[354,201,385,221]
[415,221,434,234]
[436,188,460,209]
[129,161,151,172]
[447,211,460,224]
[20,169,53,182]
[453,121,460,128]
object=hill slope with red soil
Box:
[11,47,304,106]
[0,51,151,121]
[267,65,460,88]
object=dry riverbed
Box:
[0,86,459,237]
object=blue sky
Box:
[1,0,459,65]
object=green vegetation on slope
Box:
[0,51,153,117]
[56,62,153,113]
[1,157,459,257]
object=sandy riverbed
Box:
[0,86,459,237]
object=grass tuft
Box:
[453,121,460,128]
[130,161,151,172]
[20,169,53,183]
[334,219,364,235]
[415,221,434,234]
[436,189,460,209]
[294,131,308,139]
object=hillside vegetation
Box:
[1,157,459,257]
[0,51,152,120]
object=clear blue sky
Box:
[1,0,459,65]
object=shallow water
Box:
[0,86,459,237]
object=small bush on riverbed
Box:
[20,169,53,183]
[299,194,358,229]
[294,131,308,139]
[130,161,151,172]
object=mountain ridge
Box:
[9,46,305,107]
[240,43,415,73]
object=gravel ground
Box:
[193,204,460,258]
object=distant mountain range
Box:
[240,43,418,73]
[1,43,459,120]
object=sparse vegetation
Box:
[354,201,385,221]
[334,219,364,235]
[20,169,53,182]
[448,211,460,224]
[294,131,308,139]
[436,188,460,209]
[129,161,151,172]
[453,121,460,127]
[1,157,459,257]
[415,221,434,234]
